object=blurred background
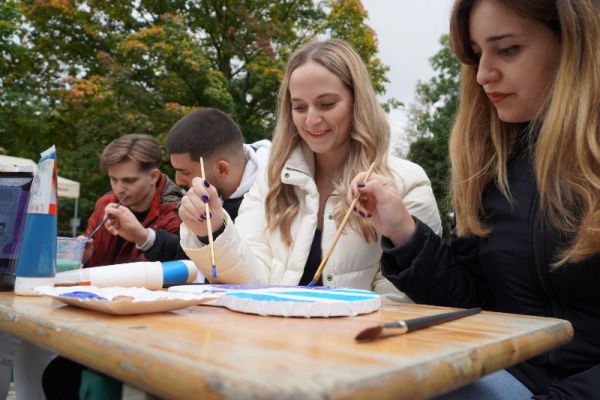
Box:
[0,0,459,237]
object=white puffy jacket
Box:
[181,145,442,296]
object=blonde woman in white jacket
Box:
[179,39,441,297]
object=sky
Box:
[360,0,455,153]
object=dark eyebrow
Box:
[471,33,519,46]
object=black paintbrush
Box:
[86,194,128,239]
[355,307,481,342]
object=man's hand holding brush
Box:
[348,172,416,246]
[104,204,150,246]
[80,195,128,263]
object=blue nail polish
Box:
[358,211,365,217]
[366,213,372,218]
[357,182,365,188]
[201,195,209,203]
[204,180,210,188]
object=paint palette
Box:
[35,286,218,315]
[168,285,381,318]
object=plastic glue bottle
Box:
[14,146,58,295]
[54,260,202,290]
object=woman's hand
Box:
[179,177,225,237]
[348,172,416,246]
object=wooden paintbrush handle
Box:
[309,162,376,286]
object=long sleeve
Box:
[534,364,600,400]
[180,171,273,284]
[143,230,188,262]
[380,217,495,309]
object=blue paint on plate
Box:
[61,291,107,301]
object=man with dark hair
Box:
[103,108,270,261]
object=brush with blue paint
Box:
[200,157,217,279]
[354,307,482,342]
[308,162,376,287]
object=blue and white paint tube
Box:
[54,260,201,289]
[14,146,58,295]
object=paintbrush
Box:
[86,194,128,239]
[54,281,92,287]
[200,157,217,279]
[307,162,376,287]
[355,307,481,342]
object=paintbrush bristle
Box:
[354,325,383,342]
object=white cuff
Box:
[136,228,156,251]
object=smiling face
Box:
[469,0,560,122]
[289,61,354,164]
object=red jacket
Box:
[83,173,183,267]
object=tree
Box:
[0,0,54,160]
[1,0,389,233]
[405,35,461,237]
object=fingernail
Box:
[204,180,210,188]
[366,213,372,218]
[357,182,365,188]
[353,207,357,212]
[201,195,209,203]
[358,211,365,217]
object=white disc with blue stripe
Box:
[169,285,381,317]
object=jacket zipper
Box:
[284,166,312,177]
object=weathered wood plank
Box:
[0,294,572,400]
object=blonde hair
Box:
[449,0,600,264]
[265,39,391,246]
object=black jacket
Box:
[144,195,244,262]
[380,149,600,399]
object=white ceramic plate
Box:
[36,286,218,315]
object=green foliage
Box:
[406,35,461,237]
[0,0,53,160]
[0,0,388,233]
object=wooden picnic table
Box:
[0,292,572,399]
